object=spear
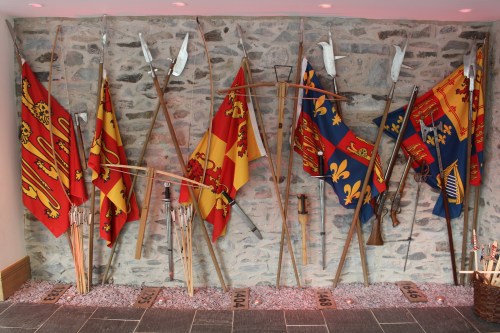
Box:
[333,37,408,288]
[460,40,477,285]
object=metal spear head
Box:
[139,33,153,64]
[463,40,477,92]
[318,29,346,78]
[173,33,189,76]
[390,37,408,83]
[236,24,248,58]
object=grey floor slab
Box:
[0,303,59,329]
[91,306,145,320]
[285,310,325,325]
[371,308,415,323]
[0,303,11,315]
[286,325,329,333]
[190,324,233,333]
[233,310,286,333]
[322,309,384,333]
[408,307,479,333]
[455,306,500,333]
[379,323,425,333]
[36,305,96,333]
[135,308,195,333]
[193,310,233,325]
[0,328,36,333]
[78,318,138,333]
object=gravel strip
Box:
[5,280,473,310]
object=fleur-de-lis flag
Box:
[179,67,266,242]
[294,58,386,222]
[20,61,88,237]
[88,73,140,247]
[375,47,485,219]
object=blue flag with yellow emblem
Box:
[294,58,386,223]
[375,47,485,219]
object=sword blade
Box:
[319,179,326,270]
[222,191,263,240]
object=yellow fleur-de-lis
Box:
[363,185,372,204]
[397,115,403,124]
[332,112,342,126]
[391,123,400,133]
[303,70,315,91]
[313,95,327,117]
[426,135,434,146]
[330,159,350,183]
[443,124,452,135]
[344,180,361,205]
[438,133,446,145]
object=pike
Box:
[403,158,429,271]
[460,41,477,285]
[420,112,458,285]
[102,30,189,284]
[318,26,346,117]
[163,183,174,280]
[138,32,227,291]
[333,37,408,288]
[367,84,418,246]
[313,151,327,269]
[221,191,263,240]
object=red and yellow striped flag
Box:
[88,74,140,247]
[179,67,265,241]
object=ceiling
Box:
[0,0,499,22]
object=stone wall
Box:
[13,16,497,288]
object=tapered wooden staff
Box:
[333,39,408,288]
[139,32,227,291]
[236,23,301,287]
[297,194,308,265]
[89,14,107,289]
[467,35,489,278]
[459,40,477,285]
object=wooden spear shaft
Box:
[240,58,301,287]
[150,73,228,292]
[333,82,396,288]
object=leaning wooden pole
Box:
[236,23,301,287]
[276,18,304,287]
[333,39,408,288]
[139,33,227,291]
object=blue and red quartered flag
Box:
[294,58,386,223]
[375,47,485,219]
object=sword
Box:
[221,191,263,240]
[313,151,327,270]
[420,112,458,285]
[163,182,174,281]
[404,160,429,271]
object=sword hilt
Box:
[221,191,235,206]
[317,151,325,177]
[163,182,171,202]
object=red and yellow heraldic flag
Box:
[88,76,140,247]
[179,67,265,241]
[20,61,88,237]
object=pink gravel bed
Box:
[5,280,474,310]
